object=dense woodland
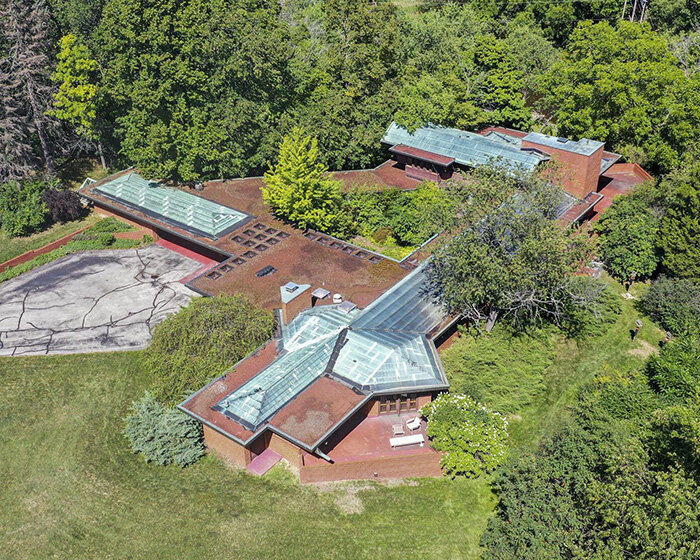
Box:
[1,0,699,184]
[1,1,700,559]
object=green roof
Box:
[94,172,250,238]
[382,122,548,173]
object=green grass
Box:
[350,234,416,261]
[439,277,665,452]
[0,352,494,560]
[0,275,664,559]
[0,219,149,283]
[0,213,100,263]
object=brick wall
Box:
[522,140,603,199]
[268,433,304,469]
[300,450,442,483]
[203,425,252,467]
[0,223,95,273]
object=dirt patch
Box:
[313,478,417,514]
[628,339,658,358]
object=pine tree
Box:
[50,34,105,169]
[0,0,57,179]
[262,127,345,234]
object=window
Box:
[379,394,419,414]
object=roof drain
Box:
[314,448,334,463]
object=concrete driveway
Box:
[0,244,201,356]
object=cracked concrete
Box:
[0,244,201,356]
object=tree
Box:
[425,176,595,330]
[658,162,700,279]
[144,294,274,406]
[540,21,700,173]
[395,33,531,132]
[124,392,204,467]
[421,392,508,478]
[50,33,106,168]
[95,0,294,181]
[0,0,58,179]
[595,188,661,282]
[262,128,345,234]
[640,276,700,335]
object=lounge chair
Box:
[406,416,421,431]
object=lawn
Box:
[0,213,100,263]
[440,276,665,452]
[0,352,493,560]
[0,276,663,559]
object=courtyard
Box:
[0,244,200,356]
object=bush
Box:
[41,188,85,223]
[646,335,700,401]
[639,276,700,335]
[422,392,508,478]
[441,327,554,414]
[389,183,456,246]
[0,180,49,237]
[89,216,135,234]
[124,392,204,467]
[144,294,274,406]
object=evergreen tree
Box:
[659,162,700,279]
[262,128,345,234]
[50,33,106,168]
[0,0,58,179]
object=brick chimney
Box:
[522,133,604,199]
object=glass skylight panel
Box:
[382,122,546,173]
[94,173,250,238]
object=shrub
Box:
[441,327,554,414]
[89,216,134,234]
[646,335,700,401]
[144,294,274,406]
[41,188,85,223]
[0,180,49,237]
[389,182,456,246]
[422,392,508,478]
[639,276,700,335]
[124,392,204,467]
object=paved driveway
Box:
[0,244,201,356]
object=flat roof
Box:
[523,131,605,156]
[94,172,251,238]
[389,144,455,167]
[210,266,448,433]
[268,376,368,448]
[81,171,416,314]
[382,122,548,173]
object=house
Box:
[381,122,652,223]
[179,265,453,483]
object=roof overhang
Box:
[388,144,455,167]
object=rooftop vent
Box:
[312,288,331,299]
[557,137,568,143]
[338,300,357,314]
[283,281,300,293]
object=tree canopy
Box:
[540,21,700,173]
